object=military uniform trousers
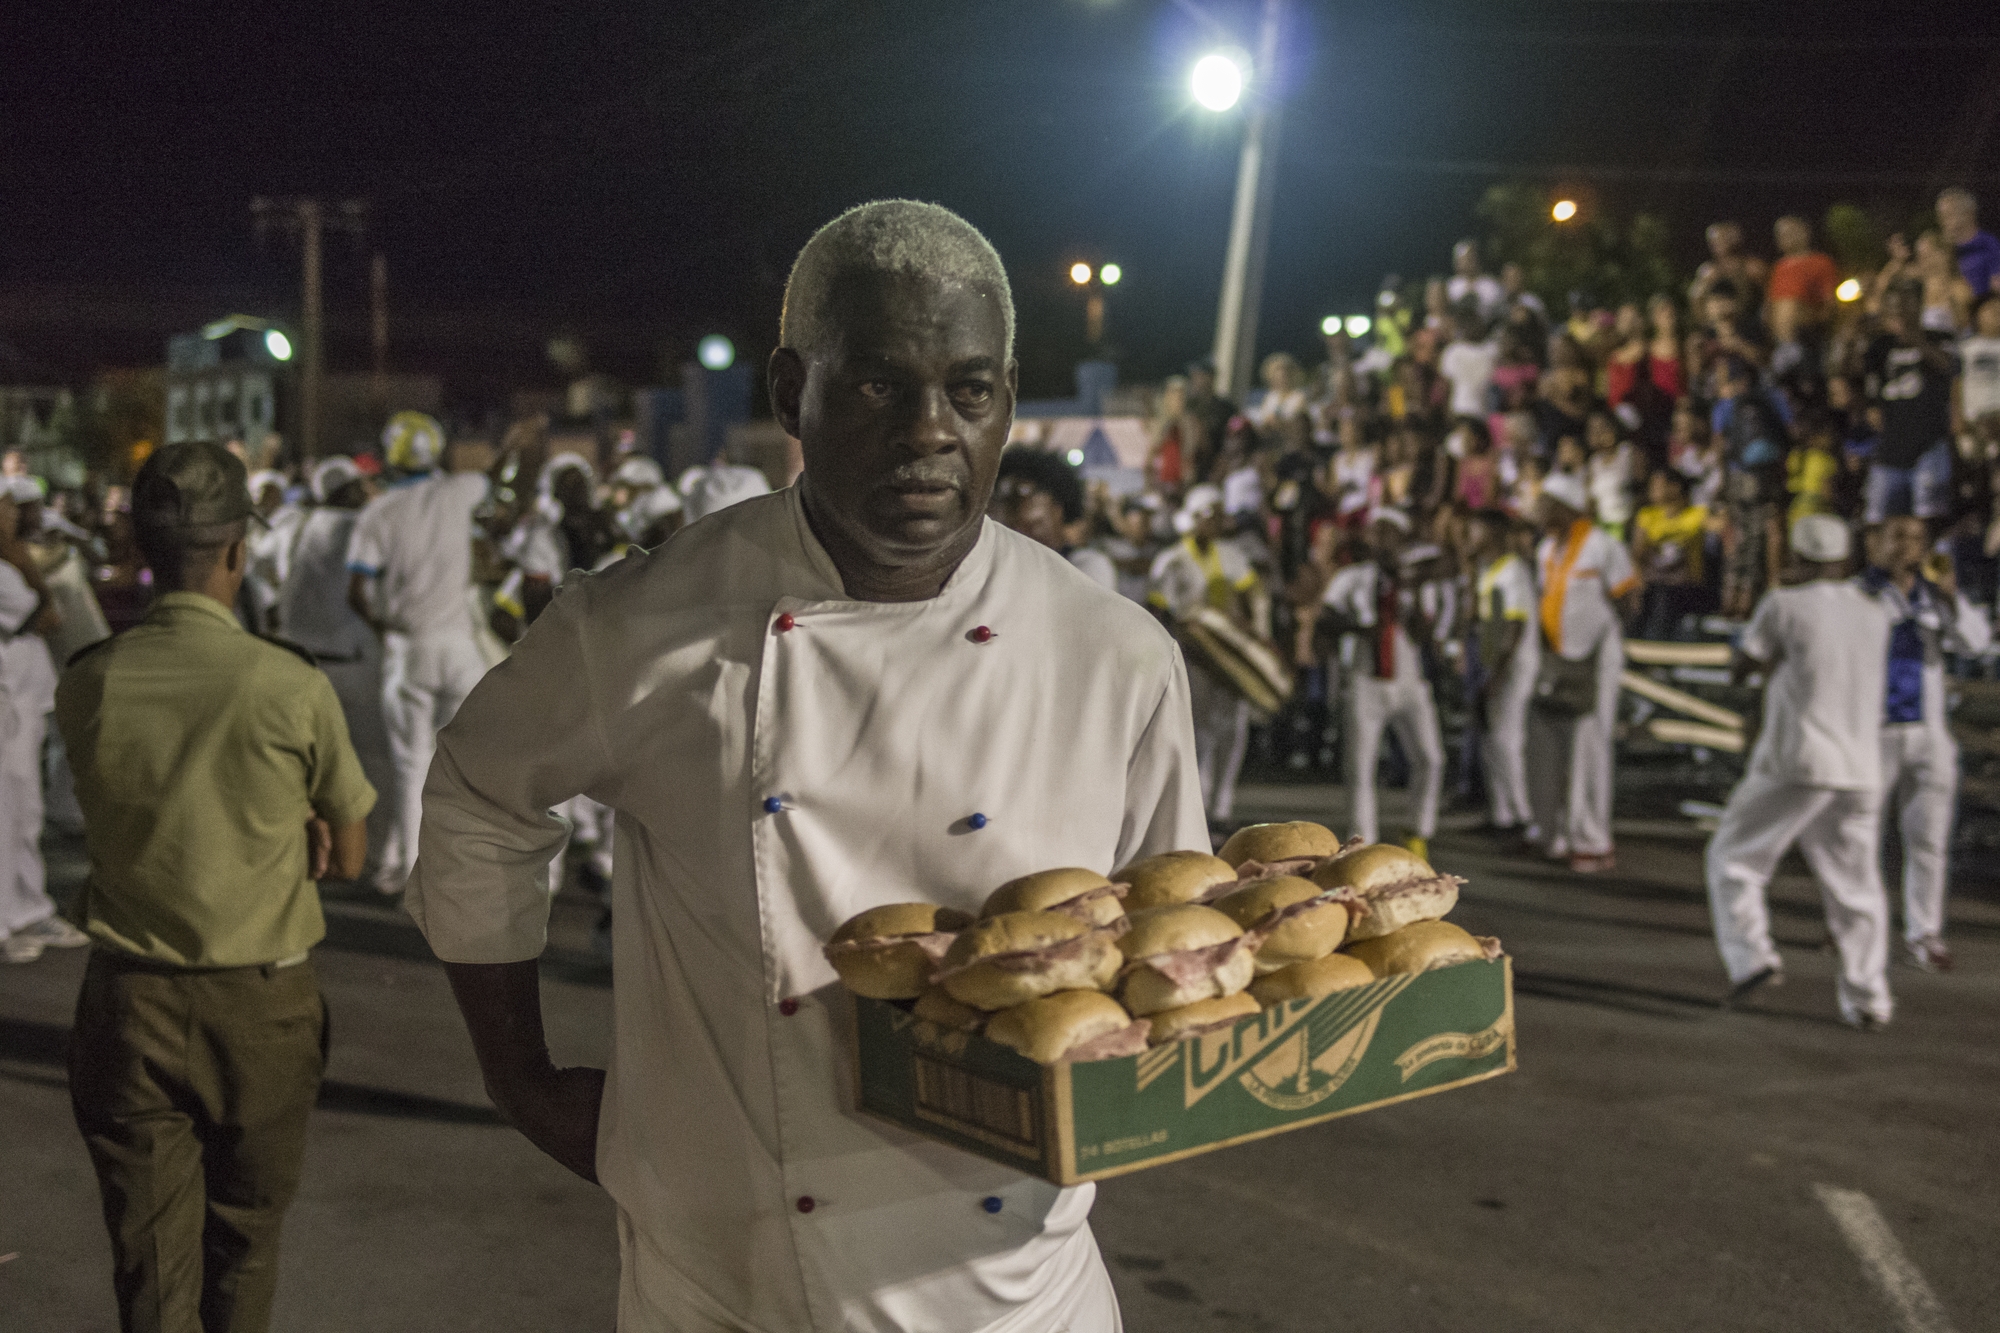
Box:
[70,949,327,1333]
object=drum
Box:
[1177,605,1294,719]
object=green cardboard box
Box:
[853,957,1515,1185]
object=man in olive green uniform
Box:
[56,441,375,1333]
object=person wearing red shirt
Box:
[1767,215,1839,369]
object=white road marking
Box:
[1813,1184,1957,1333]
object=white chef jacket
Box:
[1738,580,1891,790]
[407,486,1206,1332]
[346,471,490,635]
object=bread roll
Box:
[823,902,974,999]
[1116,850,1238,910]
[1313,843,1460,941]
[1343,920,1486,977]
[1117,904,1255,1016]
[1249,952,1376,1006]
[1217,821,1342,869]
[1212,875,1348,973]
[985,991,1138,1064]
[938,911,1122,1011]
[1146,992,1260,1045]
[912,986,986,1032]
[981,868,1125,927]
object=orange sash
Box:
[1539,519,1594,655]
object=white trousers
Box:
[1344,670,1443,844]
[381,628,491,892]
[1485,646,1537,829]
[0,698,53,937]
[1187,666,1251,824]
[323,643,397,885]
[1705,770,1893,1023]
[1525,635,1622,857]
[1880,723,1956,943]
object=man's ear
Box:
[225,536,247,574]
[770,348,806,438]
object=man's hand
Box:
[444,959,607,1184]
[307,817,332,879]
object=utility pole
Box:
[253,196,368,460]
[1209,0,1285,399]
[370,251,389,408]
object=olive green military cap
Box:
[132,441,258,540]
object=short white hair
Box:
[780,199,1014,363]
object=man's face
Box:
[1775,218,1808,255]
[1707,222,1740,259]
[1939,194,1975,243]
[776,270,1015,568]
[1882,516,1928,575]
[1453,244,1478,277]
[995,480,1066,551]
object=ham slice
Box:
[1476,935,1504,960]
[1047,882,1130,923]
[1061,1020,1154,1063]
[929,919,1128,984]
[1244,886,1361,939]
[1348,873,1465,926]
[1128,935,1254,991]
[821,930,961,965]
[1217,857,1325,892]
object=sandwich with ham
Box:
[1115,904,1257,1016]
[823,903,974,999]
[936,910,1125,1011]
[981,868,1127,927]
[1312,843,1464,941]
[1211,875,1357,974]
[1343,920,1501,977]
[1115,850,1239,911]
[1217,821,1346,881]
[985,991,1153,1063]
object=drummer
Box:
[1148,483,1269,829]
[1319,507,1444,856]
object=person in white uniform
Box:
[1320,508,1444,852]
[0,481,90,962]
[408,201,1204,1333]
[282,456,396,883]
[1526,472,1637,873]
[1148,483,1266,827]
[1860,516,1993,972]
[679,456,773,522]
[992,446,1116,591]
[346,413,492,893]
[1462,508,1539,833]
[243,469,302,633]
[1707,514,1896,1027]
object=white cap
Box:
[247,469,287,499]
[612,456,665,489]
[681,463,771,523]
[310,456,363,504]
[3,475,45,504]
[1540,472,1588,513]
[1173,483,1225,534]
[1789,513,1851,563]
[619,482,684,538]
[540,451,596,495]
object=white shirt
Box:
[1321,561,1424,684]
[1870,577,1993,736]
[280,507,374,660]
[1586,442,1640,527]
[1475,553,1540,675]
[1148,536,1255,620]
[0,561,56,718]
[1960,334,2000,422]
[1446,273,1505,321]
[406,487,1205,1332]
[1536,521,1636,661]
[1739,580,1890,789]
[1439,339,1499,420]
[346,471,490,636]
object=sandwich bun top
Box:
[1118,903,1243,961]
[1145,992,1260,1045]
[1211,875,1325,929]
[830,902,973,945]
[941,910,1091,969]
[1217,821,1343,869]
[985,990,1137,1064]
[1117,850,1238,910]
[1343,920,1486,977]
[1249,952,1375,1006]
[981,868,1123,925]
[1311,842,1433,894]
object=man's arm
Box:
[347,571,384,636]
[444,960,605,1183]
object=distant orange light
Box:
[1551,199,1578,223]
[1836,278,1863,303]
[1069,263,1093,285]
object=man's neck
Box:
[799,482,976,604]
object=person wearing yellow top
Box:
[1148,484,1267,825]
[1631,470,1712,640]
[56,442,375,1333]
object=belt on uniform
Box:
[90,946,312,978]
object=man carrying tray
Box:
[407,200,1206,1332]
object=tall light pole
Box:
[253,196,368,460]
[1203,0,1285,399]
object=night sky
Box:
[4,1,1998,404]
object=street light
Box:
[1320,315,1341,336]
[1836,278,1863,303]
[1069,262,1093,285]
[1551,198,1579,223]
[264,329,294,361]
[1190,53,1244,112]
[1098,263,1122,286]
[1344,315,1372,338]
[697,334,735,371]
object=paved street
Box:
[5,782,1997,1331]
